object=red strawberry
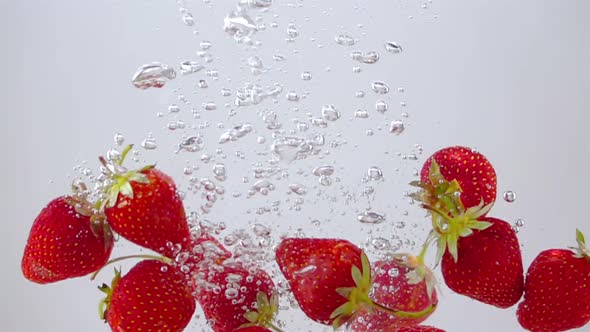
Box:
[396,326,446,332]
[101,150,190,259]
[100,259,195,332]
[195,263,278,332]
[413,146,496,217]
[441,217,524,308]
[22,196,113,284]
[275,238,434,328]
[517,229,590,332]
[351,256,438,331]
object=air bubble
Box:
[503,191,517,203]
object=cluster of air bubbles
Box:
[270,134,324,162]
[312,165,334,186]
[321,105,341,121]
[248,179,275,197]
[114,133,125,146]
[186,178,226,214]
[335,34,356,46]
[218,123,253,144]
[177,136,205,153]
[512,218,525,233]
[235,82,283,107]
[141,133,158,150]
[367,236,403,252]
[351,51,380,64]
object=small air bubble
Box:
[503,191,517,203]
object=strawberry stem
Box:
[90,254,172,280]
[372,301,437,319]
[118,144,133,166]
[417,230,437,264]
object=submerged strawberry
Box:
[22,196,113,284]
[101,146,190,259]
[517,229,590,332]
[275,238,435,328]
[351,256,438,331]
[441,217,524,308]
[412,146,496,218]
[100,259,195,332]
[195,263,278,332]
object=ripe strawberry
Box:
[195,263,278,332]
[412,146,496,218]
[441,217,524,308]
[100,259,195,332]
[101,151,190,259]
[22,196,114,284]
[516,229,590,332]
[275,238,434,328]
[396,326,446,332]
[351,256,438,331]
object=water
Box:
[27,2,548,332]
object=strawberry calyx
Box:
[98,268,121,321]
[330,252,437,329]
[392,251,438,301]
[64,181,113,250]
[573,229,590,260]
[409,159,466,217]
[424,200,493,264]
[97,145,154,209]
[239,291,284,332]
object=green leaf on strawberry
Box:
[430,200,493,264]
[241,292,281,331]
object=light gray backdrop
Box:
[2,0,589,331]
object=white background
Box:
[2,0,589,331]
